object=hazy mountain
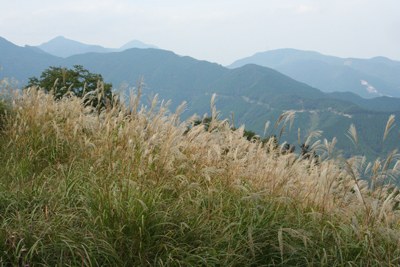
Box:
[228,48,400,99]
[37,36,158,58]
[229,49,342,68]
[1,37,400,160]
[327,91,400,111]
[0,36,61,85]
[37,36,114,58]
[24,45,51,55]
[118,40,158,50]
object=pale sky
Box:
[1,0,400,65]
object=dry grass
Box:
[0,79,400,266]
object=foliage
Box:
[26,65,114,108]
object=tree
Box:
[26,65,114,108]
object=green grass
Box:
[1,82,400,266]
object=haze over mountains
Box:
[37,36,159,58]
[1,36,400,160]
[228,48,400,99]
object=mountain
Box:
[327,91,400,111]
[60,48,227,109]
[228,48,400,99]
[36,36,158,58]
[37,36,115,58]
[1,37,400,160]
[24,45,51,55]
[0,36,61,85]
[118,40,158,50]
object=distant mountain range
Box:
[1,36,400,160]
[36,36,159,58]
[228,48,400,99]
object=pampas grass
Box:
[0,79,400,266]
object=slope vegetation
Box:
[0,84,400,265]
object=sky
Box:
[1,0,400,66]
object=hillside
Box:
[0,84,399,266]
[1,37,400,160]
[328,91,400,111]
[228,48,400,99]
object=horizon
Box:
[2,35,399,67]
[1,0,400,65]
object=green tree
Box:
[26,65,114,108]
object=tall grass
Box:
[0,79,400,266]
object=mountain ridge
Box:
[228,48,400,99]
[37,36,159,58]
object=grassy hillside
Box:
[1,80,400,265]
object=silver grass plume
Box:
[383,114,395,143]
[263,121,270,137]
[346,123,358,148]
